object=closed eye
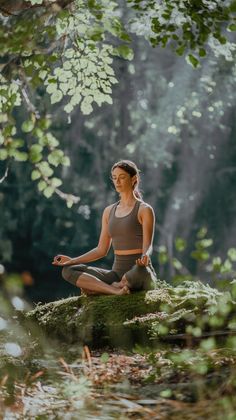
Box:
[112,176,127,181]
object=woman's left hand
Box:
[136,254,150,266]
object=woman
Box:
[52,160,157,295]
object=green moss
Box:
[26,292,159,347]
[26,281,236,348]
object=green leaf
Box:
[174,238,186,252]
[61,156,70,166]
[39,70,48,80]
[13,151,28,161]
[159,389,172,398]
[38,180,47,192]
[45,133,59,148]
[25,65,34,77]
[48,150,64,167]
[187,54,199,68]
[70,92,82,106]
[228,248,236,262]
[37,162,53,177]
[63,61,72,70]
[31,144,43,154]
[51,177,62,188]
[100,352,109,363]
[196,239,213,249]
[64,103,74,114]
[11,139,24,149]
[0,149,8,160]
[172,258,182,270]
[28,0,43,4]
[46,84,58,95]
[158,246,169,264]
[220,259,233,273]
[31,169,41,180]
[197,227,207,239]
[81,99,93,115]
[29,145,43,163]
[66,199,74,208]
[38,118,52,130]
[51,90,63,105]
[60,83,69,95]
[176,45,185,56]
[21,120,34,133]
[192,362,208,375]
[191,250,210,262]
[228,24,236,31]
[212,257,222,271]
[64,49,74,59]
[113,45,134,61]
[157,324,169,335]
[219,36,227,45]
[199,48,206,57]
[200,338,216,352]
[43,186,54,198]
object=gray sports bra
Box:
[108,200,143,251]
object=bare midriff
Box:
[114,248,143,255]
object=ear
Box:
[132,175,138,188]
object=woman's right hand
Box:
[136,254,150,267]
[52,255,72,266]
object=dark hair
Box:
[111,160,143,199]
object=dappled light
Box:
[1,0,236,418]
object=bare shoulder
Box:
[103,202,117,220]
[139,201,154,213]
[138,201,155,221]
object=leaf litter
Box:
[1,345,236,419]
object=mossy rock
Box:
[25,280,236,348]
[26,292,159,348]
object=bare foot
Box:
[112,275,128,290]
[117,285,130,295]
[81,288,98,296]
[111,281,122,289]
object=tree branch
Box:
[55,187,80,204]
[0,0,75,16]
[18,69,41,118]
[22,86,40,118]
[0,164,9,183]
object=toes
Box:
[123,285,130,295]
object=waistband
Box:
[114,248,143,255]
[112,253,142,277]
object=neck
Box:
[119,192,137,206]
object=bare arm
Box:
[52,206,112,266]
[136,204,155,266]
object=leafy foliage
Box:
[45,42,117,115]
[0,0,128,203]
[127,0,236,67]
[157,227,236,286]
[0,0,235,203]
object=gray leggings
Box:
[62,254,157,292]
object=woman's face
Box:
[111,167,136,193]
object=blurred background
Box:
[0,33,236,303]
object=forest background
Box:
[0,0,236,303]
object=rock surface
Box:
[26,280,236,348]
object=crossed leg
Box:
[76,273,130,296]
[111,274,128,289]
